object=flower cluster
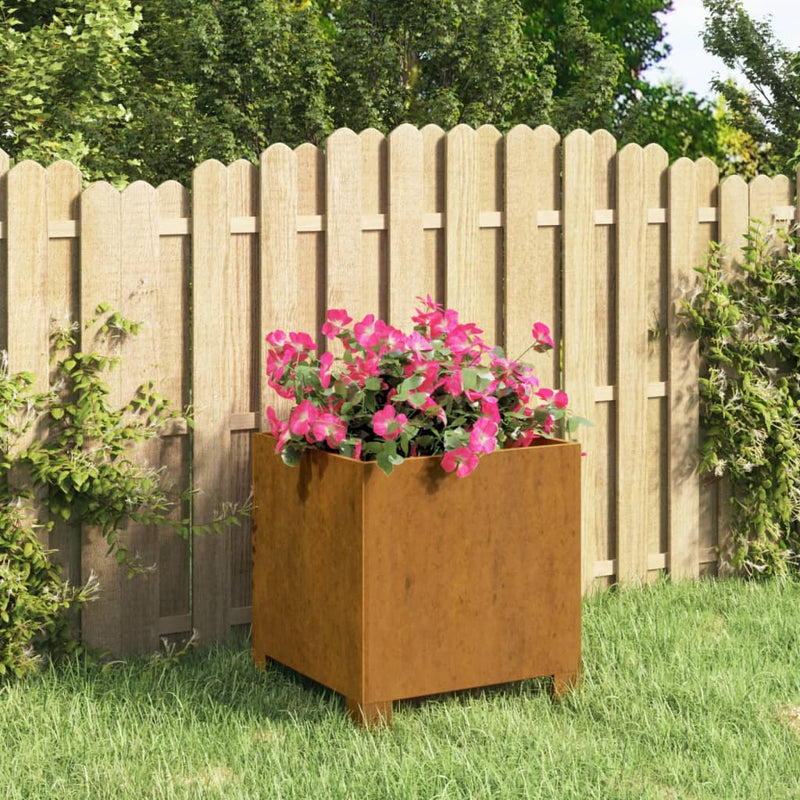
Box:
[265,297,575,477]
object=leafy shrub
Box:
[1,306,246,677]
[684,226,800,576]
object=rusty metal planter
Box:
[251,433,581,726]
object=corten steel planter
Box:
[251,433,581,726]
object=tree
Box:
[0,0,147,183]
[702,0,799,175]
[136,0,334,180]
[327,0,555,133]
[615,82,723,159]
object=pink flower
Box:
[554,390,569,409]
[441,447,480,478]
[310,412,347,448]
[266,330,288,349]
[266,406,287,439]
[289,400,317,436]
[289,331,316,353]
[469,418,498,454]
[510,428,539,448]
[441,368,463,396]
[319,351,334,389]
[480,396,500,423]
[321,309,353,339]
[532,322,554,349]
[354,314,380,349]
[374,320,407,352]
[372,405,408,441]
[536,388,554,402]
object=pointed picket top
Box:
[360,127,386,216]
[591,128,617,152]
[644,143,668,207]
[420,122,446,139]
[387,121,424,326]
[83,177,120,202]
[261,141,293,162]
[327,126,360,147]
[477,124,503,212]
[157,180,189,214]
[772,173,792,204]
[9,159,46,179]
[122,179,158,196]
[46,159,82,183]
[748,173,775,228]
[644,142,669,165]
[294,141,320,158]
[421,124,446,215]
[192,158,228,184]
[228,159,258,216]
[46,160,82,220]
[389,122,421,141]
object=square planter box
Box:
[252,433,581,726]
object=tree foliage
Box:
[327,0,554,132]
[702,0,799,175]
[0,0,737,184]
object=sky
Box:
[644,0,800,99]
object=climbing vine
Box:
[683,226,800,576]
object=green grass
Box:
[2,577,800,799]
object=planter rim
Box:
[256,432,580,471]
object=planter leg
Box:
[552,670,580,700]
[253,652,270,671]
[345,698,392,728]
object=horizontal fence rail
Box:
[1,124,798,655]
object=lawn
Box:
[2,577,799,799]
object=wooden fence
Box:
[1,124,798,656]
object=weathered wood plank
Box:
[191,159,232,644]
[422,124,446,307]
[260,144,299,425]
[643,144,670,575]
[667,158,700,579]
[360,128,386,320]
[615,144,649,584]
[156,179,191,628]
[476,124,503,344]
[591,129,617,587]
[387,124,425,327]
[562,129,597,592]
[504,125,560,388]
[79,181,124,654]
[326,129,364,321]
[445,125,480,324]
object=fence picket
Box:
[388,124,425,327]
[616,145,649,584]
[326,129,364,320]
[191,159,232,644]
[667,159,700,579]
[504,125,560,388]
[260,144,299,424]
[644,144,669,573]
[562,130,597,592]
[155,179,191,633]
[591,129,617,585]
[445,125,480,326]
[79,181,124,654]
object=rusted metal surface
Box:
[252,433,581,726]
